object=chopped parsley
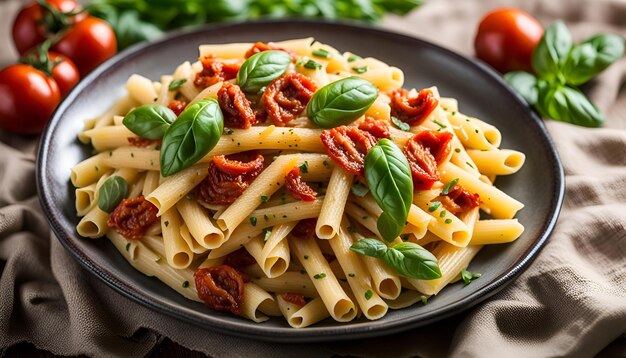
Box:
[322,160,329,167]
[164,220,169,227]
[264,228,272,241]
[313,273,327,279]
[401,234,409,241]
[125,243,130,251]
[303,59,322,70]
[364,289,373,300]
[347,54,361,62]
[260,195,268,202]
[352,66,368,74]
[168,78,187,91]
[433,120,447,128]
[186,193,194,200]
[225,129,234,135]
[182,280,190,288]
[466,161,475,169]
[455,148,461,153]
[304,255,309,260]
[312,48,332,58]
[299,161,309,174]
[439,210,447,218]
[421,296,429,305]
[441,178,459,195]
[391,116,410,131]
[249,216,257,226]
[347,226,357,233]
[461,268,482,286]
[444,218,452,224]
[428,201,441,212]
[348,273,355,278]
[350,182,369,197]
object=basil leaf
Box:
[350,238,388,258]
[562,34,625,86]
[237,50,292,93]
[364,139,413,242]
[98,176,128,213]
[536,83,604,127]
[123,104,176,140]
[384,242,441,280]
[504,71,539,106]
[160,98,224,176]
[307,76,378,128]
[113,10,163,50]
[532,21,572,80]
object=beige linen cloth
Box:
[1,0,625,356]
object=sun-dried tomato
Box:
[391,89,439,126]
[358,117,390,139]
[218,82,257,129]
[244,42,298,59]
[281,293,306,306]
[290,219,317,239]
[440,184,481,214]
[263,73,316,126]
[416,130,453,163]
[404,130,453,190]
[194,56,240,89]
[223,248,257,272]
[285,167,317,202]
[127,137,161,148]
[320,126,377,176]
[107,196,158,240]
[195,265,245,315]
[167,100,187,116]
[196,154,264,205]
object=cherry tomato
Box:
[12,0,84,55]
[474,8,544,73]
[0,64,61,134]
[48,52,80,97]
[52,17,117,75]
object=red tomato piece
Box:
[195,266,245,315]
[474,8,543,73]
[0,64,61,134]
[390,88,439,126]
[285,167,317,202]
[218,82,257,129]
[107,196,159,240]
[320,126,377,176]
[263,73,316,126]
[52,17,117,76]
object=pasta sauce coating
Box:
[285,167,317,202]
[107,196,159,240]
[223,248,257,271]
[290,218,317,239]
[404,130,453,190]
[218,82,258,129]
[391,88,438,125]
[263,73,316,126]
[196,153,264,205]
[127,137,161,148]
[167,100,187,116]
[194,56,240,89]
[320,126,377,176]
[195,265,245,315]
[281,292,306,306]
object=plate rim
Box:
[36,19,565,342]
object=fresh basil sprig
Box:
[306,77,378,128]
[350,238,441,280]
[364,139,413,242]
[237,50,292,93]
[98,176,128,213]
[122,104,176,140]
[506,22,624,128]
[160,98,224,176]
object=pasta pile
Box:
[71,38,526,327]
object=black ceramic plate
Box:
[37,20,564,342]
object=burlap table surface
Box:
[0,0,625,356]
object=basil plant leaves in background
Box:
[506,21,625,127]
[88,0,423,50]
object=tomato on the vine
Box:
[0,65,61,135]
[474,8,544,73]
[52,17,117,75]
[48,52,80,97]
[12,0,84,55]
